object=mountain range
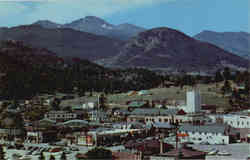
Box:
[0,25,124,61]
[0,17,249,73]
[194,31,250,60]
[33,16,146,41]
[102,27,249,72]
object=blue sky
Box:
[0,0,249,36]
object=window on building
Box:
[237,122,240,126]
[164,119,168,122]
[159,118,162,122]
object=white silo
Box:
[186,90,201,113]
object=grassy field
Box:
[107,83,230,107]
[60,82,230,108]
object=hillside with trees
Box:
[0,40,163,100]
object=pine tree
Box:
[0,145,5,160]
[99,93,107,110]
[245,78,250,96]
[49,155,55,160]
[60,152,67,160]
[39,151,45,160]
[214,69,224,82]
[223,67,231,80]
[221,80,232,96]
[85,147,112,159]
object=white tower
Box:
[186,90,201,113]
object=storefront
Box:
[26,131,42,143]
[77,135,94,146]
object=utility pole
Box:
[170,116,180,160]
[97,94,100,123]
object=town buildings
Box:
[0,89,249,159]
[178,124,238,144]
[223,114,250,128]
[44,111,77,122]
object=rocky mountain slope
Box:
[194,30,250,60]
[107,27,249,72]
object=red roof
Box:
[177,109,187,115]
[177,133,189,137]
[50,147,61,153]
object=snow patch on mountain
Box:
[102,24,113,30]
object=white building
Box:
[183,90,201,113]
[178,124,237,145]
[223,114,250,129]
[82,102,96,109]
[44,111,77,122]
[145,114,212,125]
[88,110,108,122]
[43,99,51,106]
[164,90,201,113]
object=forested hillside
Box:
[0,40,163,99]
